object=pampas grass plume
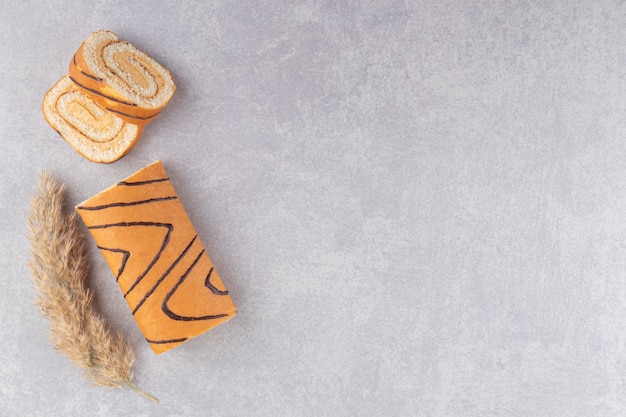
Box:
[27,172,157,403]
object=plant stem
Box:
[124,377,159,403]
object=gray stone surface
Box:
[2,0,626,415]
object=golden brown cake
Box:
[76,161,236,354]
[42,75,144,164]
[69,30,176,125]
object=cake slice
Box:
[42,75,144,163]
[75,161,236,354]
[69,30,175,125]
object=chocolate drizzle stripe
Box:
[73,53,105,82]
[85,221,172,230]
[146,337,188,344]
[161,250,230,322]
[97,246,130,281]
[106,107,160,120]
[85,222,173,296]
[132,235,198,315]
[118,177,170,186]
[68,75,137,107]
[205,267,229,295]
[81,71,104,82]
[77,196,178,211]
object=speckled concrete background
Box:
[2,1,626,415]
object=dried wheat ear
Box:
[27,172,157,403]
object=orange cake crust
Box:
[42,75,144,163]
[76,161,236,354]
[68,30,175,125]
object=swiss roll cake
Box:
[76,161,236,354]
[42,75,144,164]
[69,30,176,125]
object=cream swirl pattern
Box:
[69,30,175,125]
[42,75,144,163]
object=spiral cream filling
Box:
[43,76,141,162]
[57,91,124,142]
[83,31,174,109]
